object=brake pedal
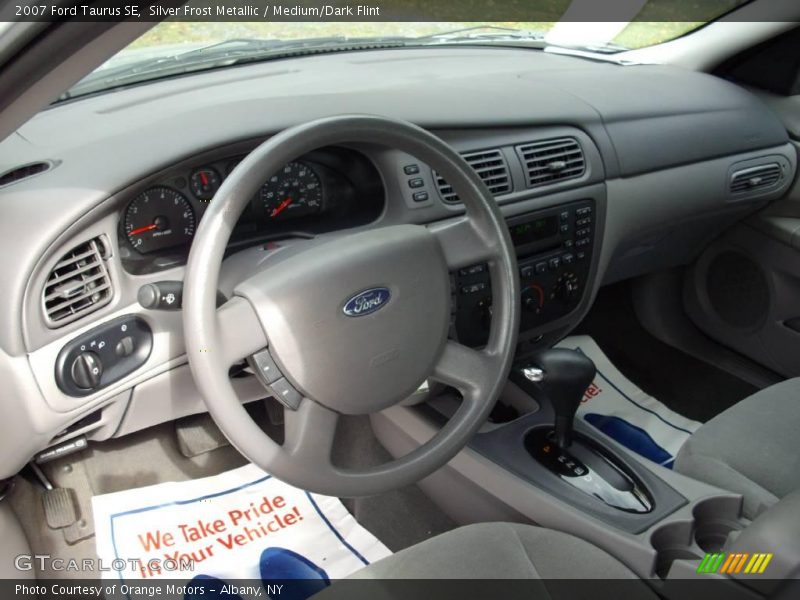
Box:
[31,461,80,530]
[43,488,79,529]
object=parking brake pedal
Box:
[31,462,79,529]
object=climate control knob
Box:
[70,352,103,390]
[554,273,579,303]
[522,284,545,314]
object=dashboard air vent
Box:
[0,161,52,187]
[517,138,585,188]
[43,237,112,327]
[730,163,782,195]
[434,148,512,203]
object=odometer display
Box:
[259,162,322,220]
[124,187,196,254]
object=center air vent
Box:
[43,237,113,327]
[730,163,783,195]
[434,148,512,203]
[517,138,585,188]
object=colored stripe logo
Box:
[697,552,773,574]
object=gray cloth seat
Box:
[675,377,800,518]
[339,522,656,598]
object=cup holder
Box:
[651,521,702,579]
[650,496,746,579]
[692,496,744,553]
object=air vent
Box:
[517,138,585,188]
[730,163,782,195]
[434,148,512,203]
[43,237,112,327]
[0,161,52,187]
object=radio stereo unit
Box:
[452,200,595,347]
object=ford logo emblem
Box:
[343,287,391,317]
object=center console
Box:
[471,349,687,534]
[374,195,800,596]
[453,199,595,347]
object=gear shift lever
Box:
[506,348,652,514]
[520,349,596,448]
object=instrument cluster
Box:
[118,147,384,273]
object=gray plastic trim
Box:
[371,402,747,582]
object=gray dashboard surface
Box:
[0,46,790,355]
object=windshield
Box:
[62,0,751,101]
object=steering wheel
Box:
[183,115,520,497]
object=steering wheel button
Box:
[270,378,302,410]
[248,349,282,385]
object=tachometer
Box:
[124,187,196,254]
[259,161,322,220]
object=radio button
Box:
[520,266,534,278]
[560,211,570,222]
[549,257,561,270]
[535,262,548,274]
[563,253,575,264]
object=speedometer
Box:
[124,187,195,254]
[259,162,322,220]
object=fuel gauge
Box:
[189,167,221,202]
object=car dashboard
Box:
[0,46,796,478]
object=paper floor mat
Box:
[92,463,390,591]
[556,335,701,468]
